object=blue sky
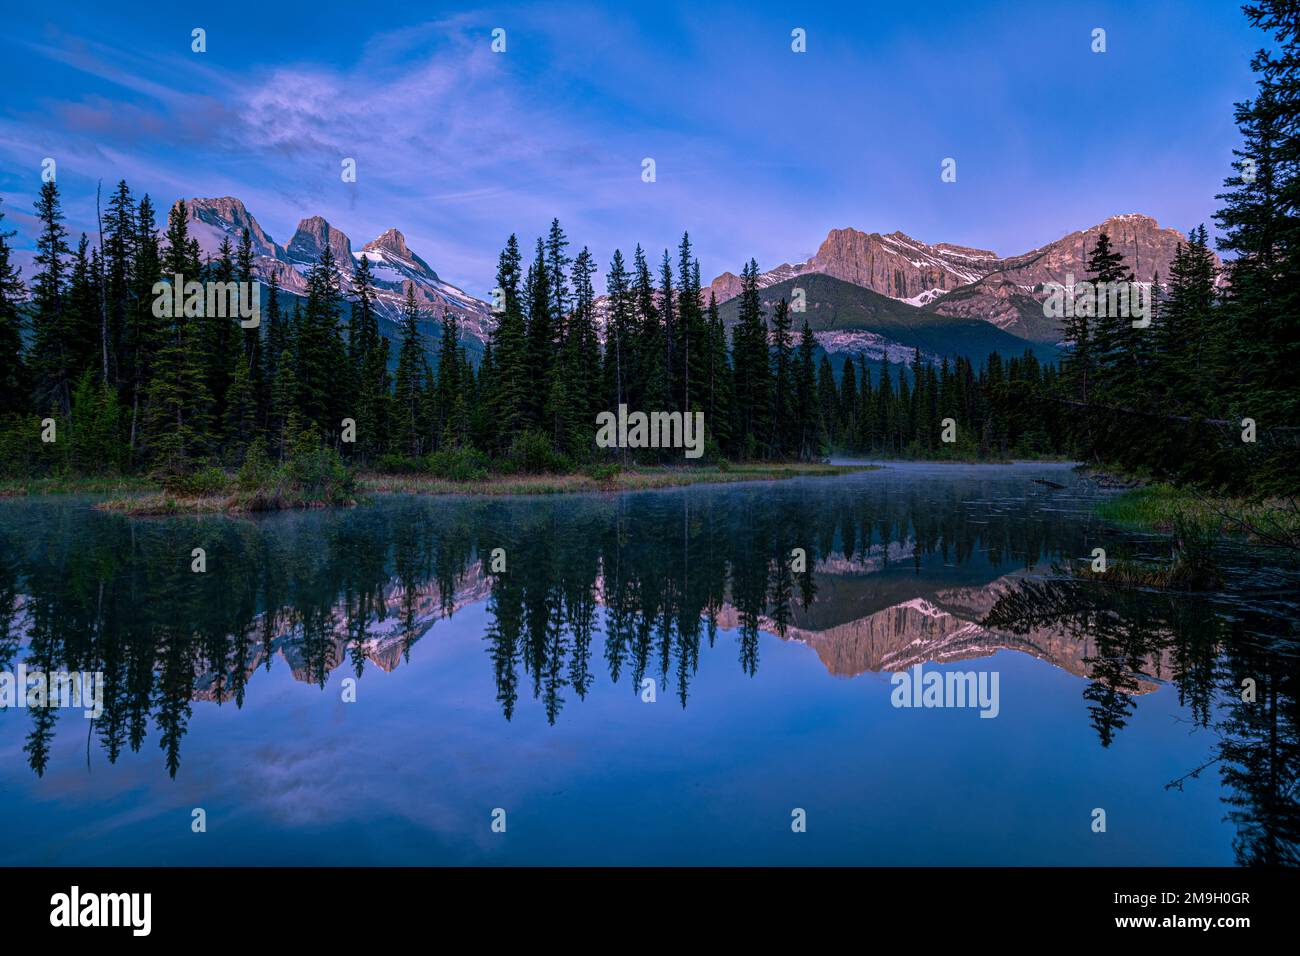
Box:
[0,0,1267,298]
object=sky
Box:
[0,0,1270,300]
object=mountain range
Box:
[176,197,1213,365]
[707,213,1214,343]
[176,197,494,353]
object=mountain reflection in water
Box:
[0,464,1295,866]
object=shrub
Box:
[162,465,228,497]
[0,416,58,478]
[235,438,276,492]
[586,461,620,483]
[376,453,428,474]
[503,430,571,474]
[286,433,357,504]
[427,446,490,481]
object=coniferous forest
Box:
[0,3,1297,498]
[4,0,1300,888]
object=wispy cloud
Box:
[0,0,1262,295]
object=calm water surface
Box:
[1,463,1295,865]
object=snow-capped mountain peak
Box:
[166,198,494,350]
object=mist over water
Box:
[1,463,1295,865]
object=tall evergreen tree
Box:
[392,284,427,457]
[0,199,27,415]
[769,297,793,457]
[488,234,528,451]
[730,259,772,458]
[30,179,72,414]
[794,320,820,460]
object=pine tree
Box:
[30,179,72,414]
[839,356,858,449]
[631,244,664,411]
[102,179,136,389]
[269,348,299,459]
[730,259,772,458]
[877,357,895,454]
[348,255,385,459]
[263,269,285,424]
[435,308,462,447]
[125,193,162,459]
[525,238,555,430]
[813,355,834,449]
[703,291,732,451]
[769,297,794,457]
[145,201,211,474]
[294,244,347,440]
[603,249,633,417]
[794,320,821,460]
[544,218,571,324]
[0,199,27,415]
[658,249,677,404]
[236,228,263,424]
[392,284,427,457]
[488,235,528,451]
[676,235,706,414]
[1216,73,1297,428]
[224,351,258,460]
[559,246,601,455]
[66,235,103,386]
[1087,230,1138,409]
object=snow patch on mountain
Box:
[169,198,495,349]
[815,330,937,365]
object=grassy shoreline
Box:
[1095,482,1299,550]
[1,462,872,515]
[363,462,868,497]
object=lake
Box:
[1,462,1295,866]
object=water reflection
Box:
[0,470,1296,865]
[985,573,1299,866]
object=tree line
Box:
[0,0,1294,488]
[1056,0,1299,493]
[0,187,1053,477]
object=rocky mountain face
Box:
[707,214,1220,343]
[173,197,494,347]
[712,273,1060,368]
[176,200,1216,354]
[284,214,354,266]
[707,229,1003,307]
[926,214,1214,341]
[810,229,1002,300]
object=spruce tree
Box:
[703,291,732,451]
[794,320,820,460]
[0,199,27,415]
[769,297,794,457]
[30,179,72,414]
[126,193,162,459]
[603,249,633,417]
[103,179,136,388]
[435,308,462,447]
[731,260,772,458]
[560,246,601,455]
[392,284,427,457]
[817,354,838,449]
[525,238,554,430]
[488,235,528,451]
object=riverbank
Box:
[363,462,867,497]
[1096,482,1299,551]
[0,462,872,516]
